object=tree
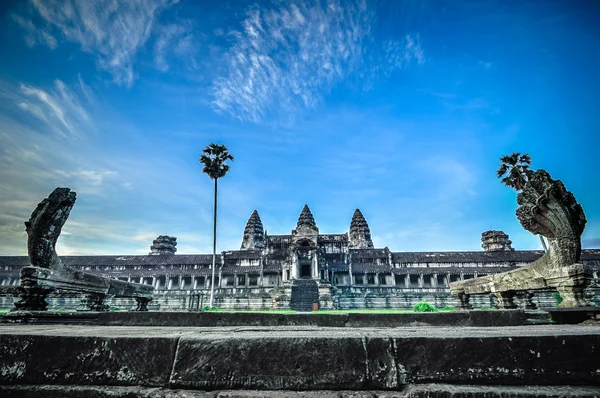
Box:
[496,152,547,251]
[199,143,234,308]
[496,152,532,190]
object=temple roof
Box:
[240,210,265,250]
[349,209,374,249]
[295,204,318,231]
[391,251,544,263]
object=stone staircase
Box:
[290,278,319,312]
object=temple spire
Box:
[349,209,374,249]
[296,204,318,231]
[240,210,265,250]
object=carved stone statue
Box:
[14,188,153,311]
[450,170,591,308]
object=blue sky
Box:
[0,0,598,255]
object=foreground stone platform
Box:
[2,309,529,327]
[1,324,600,397]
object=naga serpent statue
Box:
[14,187,153,311]
[450,170,591,309]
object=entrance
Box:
[299,261,312,278]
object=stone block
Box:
[170,336,399,390]
[0,334,178,386]
[393,334,600,385]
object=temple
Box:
[1,205,599,311]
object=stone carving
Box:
[450,170,591,308]
[149,235,177,255]
[348,209,374,249]
[241,210,265,250]
[481,231,513,252]
[13,188,153,312]
[296,205,318,232]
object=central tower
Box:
[290,204,319,279]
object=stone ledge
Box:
[89,310,526,327]
[1,325,600,390]
[2,384,600,398]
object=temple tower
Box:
[481,230,514,251]
[240,210,265,250]
[349,209,374,249]
[149,235,177,255]
[290,205,319,280]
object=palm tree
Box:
[496,152,547,251]
[199,143,234,308]
[496,152,532,190]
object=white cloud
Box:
[212,0,425,123]
[16,79,90,138]
[154,22,198,72]
[18,0,179,87]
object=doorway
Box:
[299,261,311,278]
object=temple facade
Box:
[1,205,599,311]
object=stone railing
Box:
[450,170,593,310]
[12,188,153,312]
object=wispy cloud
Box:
[154,22,198,72]
[16,0,179,87]
[5,79,91,138]
[212,0,425,123]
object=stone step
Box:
[290,279,319,312]
[1,325,600,392]
[3,384,600,397]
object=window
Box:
[355,275,364,285]
[378,274,387,285]
[367,274,375,285]
[249,276,258,286]
[238,275,246,286]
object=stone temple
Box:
[1,205,599,311]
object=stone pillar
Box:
[432,273,438,287]
[556,285,589,307]
[494,291,517,309]
[418,274,424,288]
[452,291,472,310]
[375,272,380,286]
[134,297,151,311]
[245,273,249,287]
[78,293,109,312]
[12,283,53,311]
[515,291,537,310]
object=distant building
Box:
[1,206,599,310]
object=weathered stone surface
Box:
[94,311,348,327]
[241,210,265,250]
[2,324,600,392]
[451,170,592,308]
[13,188,153,311]
[481,231,514,252]
[393,334,600,385]
[0,333,178,386]
[3,385,600,398]
[170,336,392,390]
[349,209,374,249]
[91,311,526,328]
[149,236,177,255]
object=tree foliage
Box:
[199,143,234,180]
[496,152,532,191]
[413,301,438,312]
